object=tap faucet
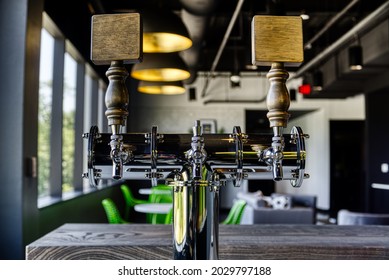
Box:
[251,15,303,182]
[187,120,207,180]
[265,62,290,181]
[90,13,142,181]
[105,61,130,179]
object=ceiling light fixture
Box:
[137,80,186,95]
[349,45,363,71]
[312,71,323,92]
[230,71,241,88]
[143,9,192,53]
[131,53,190,82]
[300,10,310,20]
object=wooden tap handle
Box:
[91,13,142,65]
[251,15,303,128]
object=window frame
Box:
[38,12,108,208]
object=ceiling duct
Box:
[180,0,220,84]
[179,0,219,16]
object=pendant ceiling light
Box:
[143,9,192,53]
[131,53,190,82]
[138,80,185,95]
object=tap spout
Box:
[187,120,207,180]
[110,134,124,180]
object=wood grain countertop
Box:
[26,223,389,260]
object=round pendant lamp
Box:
[131,53,190,82]
[143,9,192,53]
[138,80,186,95]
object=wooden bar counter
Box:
[26,223,389,260]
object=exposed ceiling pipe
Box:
[179,0,219,16]
[180,10,208,84]
[180,0,219,84]
[201,0,245,97]
[291,0,389,80]
[304,0,360,50]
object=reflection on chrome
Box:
[84,122,309,259]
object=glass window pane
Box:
[38,28,54,198]
[62,52,77,193]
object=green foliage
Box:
[38,80,76,196]
[62,109,75,193]
[37,83,52,197]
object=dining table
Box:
[134,203,172,214]
[138,188,172,195]
[26,223,389,260]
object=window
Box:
[38,13,107,207]
[62,53,77,194]
[38,29,54,198]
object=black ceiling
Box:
[44,0,387,90]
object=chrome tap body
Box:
[105,61,130,180]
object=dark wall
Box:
[38,184,124,237]
[365,88,389,213]
[329,120,365,217]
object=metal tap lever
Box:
[110,134,128,180]
[145,126,164,186]
[187,120,207,181]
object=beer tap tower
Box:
[86,13,309,260]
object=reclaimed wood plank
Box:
[26,224,389,260]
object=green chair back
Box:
[101,198,128,224]
[164,207,173,224]
[221,199,247,225]
[148,184,173,203]
[120,184,149,220]
[148,184,173,224]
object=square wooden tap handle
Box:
[251,15,303,66]
[91,13,142,65]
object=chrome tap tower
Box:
[86,13,309,259]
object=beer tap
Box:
[90,13,142,180]
[264,62,290,181]
[187,120,207,181]
[85,14,309,260]
[105,61,130,179]
[251,15,304,183]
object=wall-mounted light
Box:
[137,80,186,95]
[298,83,311,95]
[349,45,363,71]
[131,53,190,82]
[312,71,323,92]
[143,9,192,53]
[230,71,241,88]
[300,10,310,20]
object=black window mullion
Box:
[90,77,99,126]
[73,62,85,192]
[49,36,65,198]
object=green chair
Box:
[120,184,149,221]
[148,184,173,224]
[148,184,173,203]
[221,199,247,225]
[101,198,128,224]
[164,207,174,225]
